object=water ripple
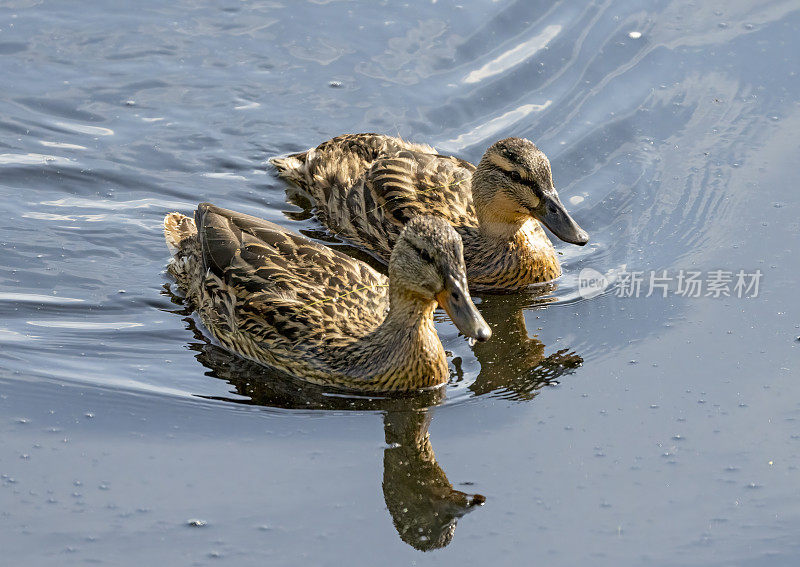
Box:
[0,153,74,166]
[26,320,144,330]
[464,25,562,84]
[0,292,84,304]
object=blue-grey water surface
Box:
[1,0,799,565]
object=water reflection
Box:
[162,283,579,550]
[467,289,583,400]
[188,334,483,550]
[463,25,562,84]
[382,409,485,550]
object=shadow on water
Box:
[161,282,581,550]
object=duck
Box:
[163,203,490,392]
[269,133,588,292]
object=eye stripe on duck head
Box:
[488,152,544,192]
[401,216,465,271]
[486,138,554,186]
[409,241,434,264]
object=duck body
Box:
[270,134,588,292]
[164,203,489,392]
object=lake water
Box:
[1,0,799,565]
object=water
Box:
[1,0,799,564]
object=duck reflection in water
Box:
[462,286,583,400]
[162,283,581,550]
[382,408,485,550]
[187,341,483,550]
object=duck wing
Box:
[195,203,389,343]
[330,150,477,262]
[271,134,477,263]
[366,150,477,226]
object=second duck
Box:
[271,133,589,292]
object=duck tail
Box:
[269,152,308,185]
[164,212,197,256]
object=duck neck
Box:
[351,285,446,388]
[475,209,530,241]
[379,286,440,349]
[471,159,529,242]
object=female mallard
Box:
[164,203,490,392]
[270,134,588,292]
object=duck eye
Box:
[509,170,522,183]
[413,244,434,264]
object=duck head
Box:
[472,137,589,245]
[390,216,491,342]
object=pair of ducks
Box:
[164,134,588,392]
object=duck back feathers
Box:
[271,133,477,262]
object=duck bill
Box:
[436,276,491,342]
[534,193,589,246]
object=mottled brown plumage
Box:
[270,133,588,292]
[163,203,489,392]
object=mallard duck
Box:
[270,133,588,292]
[163,203,490,391]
